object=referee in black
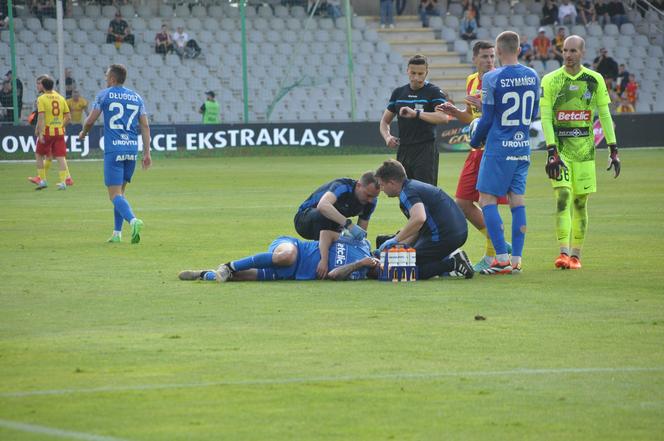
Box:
[379,54,450,186]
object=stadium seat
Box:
[510,15,525,27]
[476,27,490,40]
[524,14,540,27]
[159,4,174,18]
[483,3,496,15]
[192,5,207,18]
[614,46,630,60]
[291,6,306,18]
[454,40,469,54]
[274,5,289,18]
[102,5,117,18]
[587,24,602,37]
[601,36,617,48]
[496,2,511,15]
[620,23,636,35]
[444,15,460,30]
[429,16,443,30]
[648,45,664,58]
[448,3,463,16]
[479,16,492,28]
[513,3,528,15]
[570,25,586,37]
[603,23,621,37]
[634,35,649,47]
[85,4,101,17]
[440,27,457,42]
[120,4,135,17]
[25,17,42,32]
[493,15,508,28]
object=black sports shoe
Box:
[449,249,475,279]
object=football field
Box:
[1,148,663,440]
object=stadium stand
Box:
[2,0,663,124]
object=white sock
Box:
[511,256,522,266]
[496,253,509,262]
[129,218,136,226]
[112,231,121,237]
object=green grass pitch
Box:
[1,149,663,440]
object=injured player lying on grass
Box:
[178,229,474,283]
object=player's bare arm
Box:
[139,114,152,170]
[357,219,369,231]
[435,101,474,125]
[327,256,380,281]
[35,113,45,142]
[399,106,449,124]
[316,191,345,226]
[394,202,426,243]
[79,108,102,138]
[379,110,400,148]
[316,230,339,279]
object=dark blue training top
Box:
[386,82,448,145]
[398,179,467,242]
[297,178,377,221]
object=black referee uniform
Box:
[386,82,448,186]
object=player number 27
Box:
[108,102,139,131]
[501,90,536,126]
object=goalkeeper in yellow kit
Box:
[540,35,621,270]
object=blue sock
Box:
[231,252,274,272]
[482,204,508,256]
[511,205,526,258]
[114,208,123,232]
[112,195,136,223]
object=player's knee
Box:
[272,245,297,266]
[573,195,588,210]
[555,188,572,212]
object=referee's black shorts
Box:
[294,208,342,240]
[397,140,439,186]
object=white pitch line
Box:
[2,366,663,399]
[0,419,131,441]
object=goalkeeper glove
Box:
[345,223,367,240]
[606,144,621,178]
[378,237,398,252]
[545,145,566,180]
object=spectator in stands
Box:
[199,91,221,124]
[66,89,88,126]
[519,34,534,64]
[155,24,174,56]
[172,26,201,59]
[541,0,558,26]
[616,97,635,113]
[461,0,480,24]
[533,28,553,61]
[625,73,639,106]
[592,47,618,88]
[594,0,611,27]
[460,10,478,40]
[607,0,629,27]
[558,0,577,25]
[326,0,342,23]
[1,9,9,30]
[551,27,566,64]
[106,11,134,47]
[380,0,395,29]
[4,70,22,119]
[418,0,441,28]
[616,63,630,96]
[577,0,596,25]
[32,0,56,25]
[0,81,13,122]
[56,68,75,99]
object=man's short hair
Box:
[472,40,494,57]
[375,159,407,183]
[496,31,520,54]
[108,64,127,84]
[407,54,428,67]
[40,76,54,91]
[359,171,379,188]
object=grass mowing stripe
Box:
[0,419,132,441]
[3,366,663,398]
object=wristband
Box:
[344,218,352,228]
[416,110,421,119]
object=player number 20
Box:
[501,90,536,126]
[108,102,140,131]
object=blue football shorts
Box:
[257,236,301,281]
[104,153,137,187]
[476,155,530,197]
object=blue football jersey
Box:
[93,86,147,155]
[470,64,540,158]
[295,237,371,280]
